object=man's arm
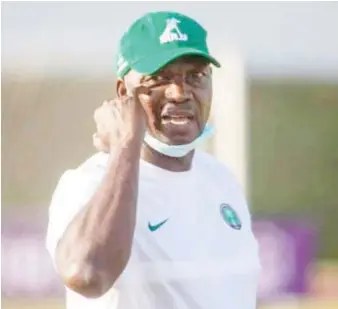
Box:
[53,93,146,298]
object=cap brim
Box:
[131,47,221,76]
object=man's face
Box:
[119,55,213,145]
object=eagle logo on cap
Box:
[160,18,188,44]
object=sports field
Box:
[2,298,338,309]
[2,262,338,309]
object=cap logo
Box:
[160,18,188,44]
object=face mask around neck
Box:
[144,125,214,158]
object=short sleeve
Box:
[45,168,102,265]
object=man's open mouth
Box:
[160,108,195,126]
[161,115,194,125]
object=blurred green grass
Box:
[250,80,338,259]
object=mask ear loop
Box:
[125,82,133,97]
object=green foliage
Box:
[249,80,338,258]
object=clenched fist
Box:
[92,86,149,153]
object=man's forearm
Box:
[55,134,143,297]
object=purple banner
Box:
[254,218,317,301]
[1,214,317,300]
[1,213,64,298]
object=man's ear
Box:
[116,79,127,98]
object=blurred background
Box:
[1,2,338,309]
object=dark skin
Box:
[54,55,213,298]
[120,55,213,171]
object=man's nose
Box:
[164,77,192,104]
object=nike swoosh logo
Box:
[148,219,169,232]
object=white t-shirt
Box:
[46,150,261,309]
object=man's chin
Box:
[154,131,200,146]
[156,119,202,143]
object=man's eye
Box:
[153,75,166,81]
[189,71,206,79]
[144,75,167,85]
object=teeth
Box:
[162,118,189,125]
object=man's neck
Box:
[141,144,194,172]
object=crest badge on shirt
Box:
[220,203,242,230]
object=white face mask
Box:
[125,83,213,158]
[144,125,214,157]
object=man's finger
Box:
[93,133,109,153]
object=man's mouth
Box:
[160,108,195,126]
[161,115,194,125]
[157,108,199,142]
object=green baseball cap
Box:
[116,11,220,78]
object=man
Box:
[46,11,260,309]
